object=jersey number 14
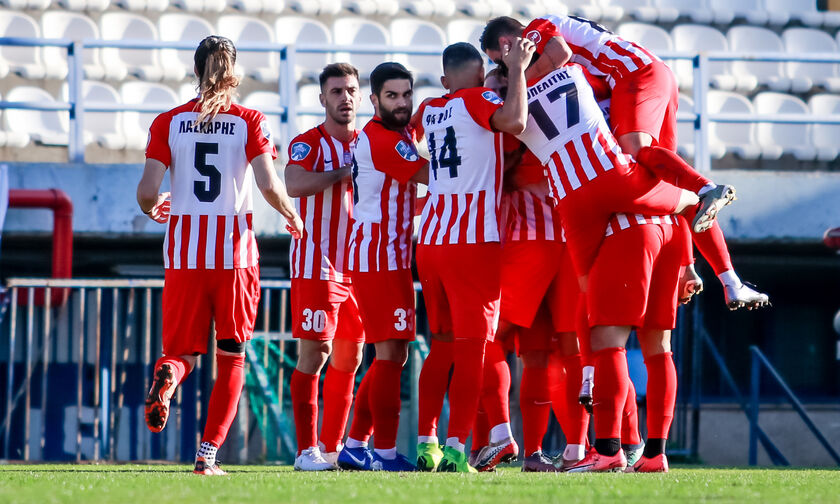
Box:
[428,126,461,180]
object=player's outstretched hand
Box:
[285,212,304,239]
[147,192,170,224]
[502,37,536,71]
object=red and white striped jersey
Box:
[503,149,564,243]
[287,124,357,282]
[524,15,659,88]
[605,213,679,237]
[146,99,276,270]
[517,65,633,206]
[348,118,426,272]
[417,87,504,245]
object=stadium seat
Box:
[0,12,45,79]
[296,83,321,108]
[57,0,109,10]
[763,0,830,28]
[274,16,332,82]
[217,15,279,83]
[446,19,484,50]
[782,28,840,94]
[653,0,712,24]
[0,0,51,10]
[242,91,285,146]
[100,13,163,81]
[115,0,168,12]
[560,0,602,19]
[727,26,790,92]
[5,87,67,146]
[346,0,399,16]
[808,94,840,161]
[158,14,214,81]
[0,92,31,148]
[120,82,178,150]
[708,0,766,26]
[616,22,672,57]
[598,0,657,23]
[178,82,197,102]
[459,0,512,18]
[753,92,815,161]
[333,18,390,77]
[230,0,284,14]
[390,19,446,83]
[675,93,695,158]
[60,81,125,149]
[41,12,105,80]
[671,24,736,90]
[413,85,446,105]
[358,84,374,116]
[706,90,760,160]
[289,0,341,15]
[171,0,224,13]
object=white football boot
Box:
[724,282,770,311]
[294,446,336,471]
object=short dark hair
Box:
[442,42,483,72]
[318,62,359,89]
[480,16,524,52]
[369,62,413,96]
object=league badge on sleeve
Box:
[290,142,311,161]
[260,120,272,142]
[395,140,419,162]
[482,90,503,105]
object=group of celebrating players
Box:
[137,13,770,476]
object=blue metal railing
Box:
[1,37,840,170]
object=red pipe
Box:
[8,189,73,305]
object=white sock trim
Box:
[374,447,397,460]
[582,366,594,381]
[564,444,585,461]
[418,436,438,445]
[445,437,465,453]
[489,423,513,443]
[345,438,368,449]
[196,441,218,466]
[718,269,741,288]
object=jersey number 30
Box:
[194,142,221,202]
[528,83,580,140]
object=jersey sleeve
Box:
[463,87,504,132]
[286,131,319,171]
[581,65,611,101]
[245,111,277,162]
[371,127,427,184]
[523,17,561,54]
[145,112,172,167]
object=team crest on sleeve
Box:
[260,120,272,141]
[526,30,541,44]
[395,140,419,162]
[290,142,311,161]
[482,90,503,105]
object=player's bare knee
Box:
[375,339,409,366]
[637,329,672,358]
[296,339,331,374]
[179,354,198,370]
[590,325,631,352]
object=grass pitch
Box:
[1,464,838,503]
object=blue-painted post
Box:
[749,351,760,466]
[692,54,710,172]
[67,41,85,163]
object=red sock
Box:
[548,352,566,427]
[575,298,593,367]
[319,365,356,452]
[558,353,589,446]
[645,352,677,439]
[520,365,550,456]
[592,347,630,440]
[368,359,404,450]
[622,384,642,446]
[480,340,510,428]
[682,207,733,275]
[448,338,486,443]
[154,355,191,384]
[201,353,245,449]
[418,339,453,438]
[637,145,712,194]
[472,407,489,449]
[347,361,374,443]
[290,369,319,453]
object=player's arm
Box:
[136,160,170,224]
[253,153,304,238]
[524,36,572,82]
[490,37,536,135]
[284,162,351,198]
[411,163,429,185]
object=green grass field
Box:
[1,465,839,503]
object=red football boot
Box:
[629,454,669,473]
[566,448,627,473]
[144,363,177,433]
[473,437,519,472]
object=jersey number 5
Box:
[194,142,221,202]
[428,126,461,180]
[528,83,580,141]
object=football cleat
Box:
[337,445,373,471]
[145,363,178,433]
[692,184,736,233]
[724,282,770,311]
[679,263,704,304]
[294,446,336,471]
[320,442,342,468]
[417,442,445,472]
[566,448,627,473]
[623,444,645,467]
[557,455,585,472]
[521,451,560,472]
[436,446,477,473]
[579,377,594,415]
[193,457,227,476]
[628,454,669,473]
[473,437,519,472]
[371,452,416,472]
[468,447,483,468]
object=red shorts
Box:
[587,223,685,329]
[291,278,365,342]
[512,303,558,356]
[611,61,679,152]
[500,240,578,332]
[417,242,501,341]
[162,266,260,356]
[557,166,682,276]
[352,269,416,343]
